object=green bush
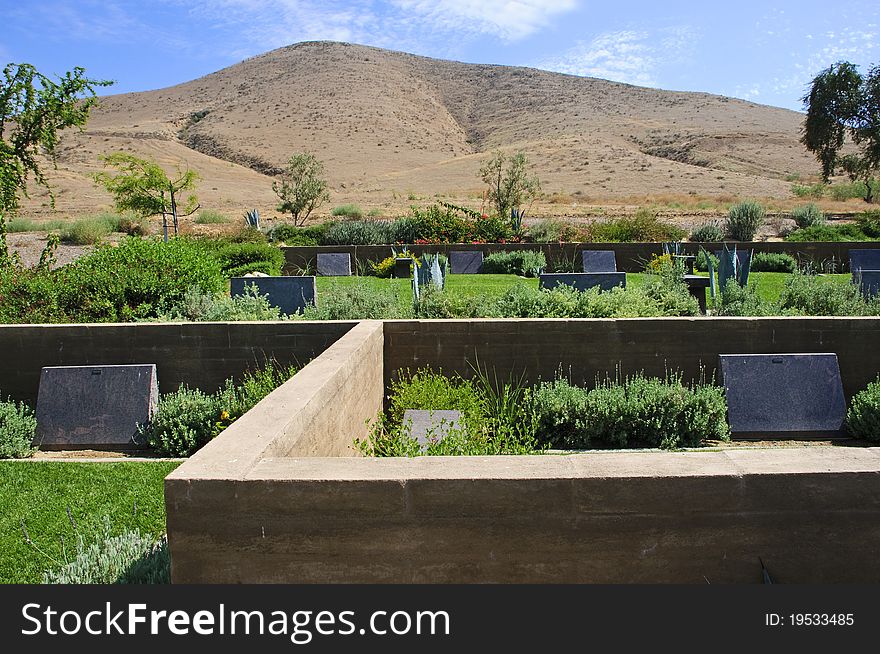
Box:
[481,250,546,277]
[42,516,168,584]
[141,386,220,456]
[331,204,364,219]
[216,362,297,422]
[712,280,778,316]
[60,214,122,245]
[320,220,393,245]
[791,183,825,198]
[527,219,578,243]
[0,398,36,459]
[5,217,38,233]
[0,266,65,323]
[689,223,724,242]
[299,280,405,319]
[751,252,797,273]
[589,210,686,243]
[267,222,332,246]
[785,223,873,242]
[414,287,490,318]
[211,242,285,277]
[791,204,825,229]
[530,374,729,450]
[194,210,229,225]
[53,238,226,322]
[828,180,879,202]
[779,271,880,316]
[856,211,880,238]
[847,377,880,442]
[724,202,765,241]
[154,285,285,322]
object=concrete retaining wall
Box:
[166,449,880,583]
[0,321,355,403]
[384,317,880,401]
[282,241,880,274]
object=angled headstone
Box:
[539,272,626,292]
[856,270,880,298]
[449,251,483,274]
[402,409,463,450]
[230,276,316,315]
[316,253,351,276]
[582,250,618,273]
[849,249,880,273]
[34,365,158,450]
[719,353,846,439]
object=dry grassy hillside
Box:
[17,41,826,222]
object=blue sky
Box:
[2,1,878,111]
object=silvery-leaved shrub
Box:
[141,386,220,457]
[846,378,880,442]
[724,202,765,241]
[0,397,36,459]
[42,516,169,584]
[791,203,825,229]
[689,223,725,242]
[481,250,546,277]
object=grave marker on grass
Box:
[582,250,618,273]
[230,276,316,315]
[316,253,351,276]
[34,364,158,450]
[539,272,626,292]
[449,251,483,274]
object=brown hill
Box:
[19,41,822,222]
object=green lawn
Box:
[317,272,853,309]
[0,461,178,584]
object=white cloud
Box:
[538,27,695,87]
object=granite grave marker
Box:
[582,250,618,273]
[449,251,483,274]
[539,272,626,292]
[402,409,463,450]
[316,253,352,276]
[230,276,316,315]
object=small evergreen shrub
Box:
[724,202,765,241]
[689,223,725,242]
[331,204,364,219]
[60,214,120,245]
[779,272,880,316]
[155,285,285,322]
[589,210,686,242]
[527,219,578,243]
[712,280,778,316]
[791,204,825,229]
[847,377,880,442]
[267,222,332,246]
[299,280,405,319]
[0,397,36,459]
[530,374,729,450]
[320,220,393,245]
[784,223,873,242]
[751,252,797,273]
[211,242,285,277]
[141,386,220,456]
[481,250,546,277]
[194,210,229,224]
[42,516,169,584]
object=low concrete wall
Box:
[282,241,880,274]
[166,321,386,579]
[0,321,355,403]
[166,448,880,583]
[384,317,880,401]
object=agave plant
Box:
[411,253,447,305]
[244,208,260,230]
[705,244,752,299]
[510,207,526,235]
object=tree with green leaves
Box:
[272,152,330,226]
[479,150,541,221]
[0,63,112,216]
[801,61,880,203]
[94,152,200,241]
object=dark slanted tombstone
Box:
[316,253,351,276]
[402,409,463,450]
[848,249,880,273]
[582,250,618,273]
[229,276,316,315]
[393,258,412,279]
[449,250,483,274]
[34,364,158,450]
[539,272,626,292]
[719,353,846,439]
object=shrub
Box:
[689,223,725,242]
[194,210,229,224]
[527,219,577,243]
[589,209,686,242]
[778,271,880,316]
[299,280,406,320]
[0,397,36,459]
[694,250,719,272]
[5,217,38,232]
[0,265,65,323]
[155,285,284,322]
[216,361,297,422]
[60,214,123,245]
[724,202,765,241]
[712,280,778,316]
[414,287,491,318]
[856,210,880,238]
[530,374,729,450]
[406,204,471,243]
[751,252,797,273]
[331,204,364,219]
[481,250,546,277]
[791,182,825,198]
[791,204,825,229]
[320,220,393,245]
[141,386,220,456]
[42,516,169,584]
[267,222,332,246]
[846,377,880,442]
[784,223,873,242]
[369,255,397,278]
[54,237,225,322]
[210,242,285,277]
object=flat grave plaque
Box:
[539,272,626,292]
[582,250,618,273]
[449,251,483,274]
[402,409,463,450]
[316,253,351,276]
